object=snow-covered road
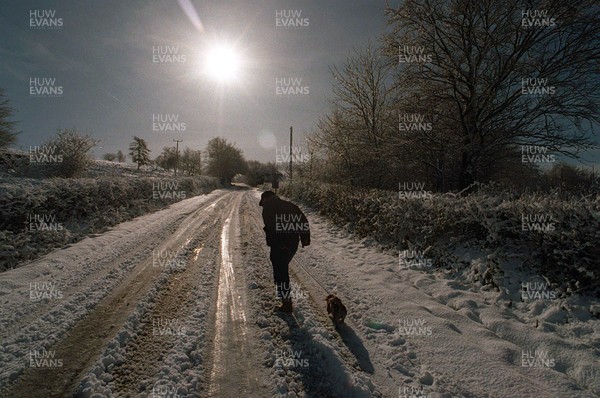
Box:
[0,188,598,397]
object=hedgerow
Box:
[280,181,599,296]
[0,176,220,271]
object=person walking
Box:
[259,191,310,313]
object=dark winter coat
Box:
[261,196,310,249]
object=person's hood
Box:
[259,191,277,206]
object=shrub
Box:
[43,128,99,177]
[280,180,599,296]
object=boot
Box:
[276,298,293,313]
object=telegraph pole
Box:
[289,126,293,184]
[173,138,183,176]
[216,140,221,182]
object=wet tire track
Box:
[206,191,270,397]
[108,203,225,397]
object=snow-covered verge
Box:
[293,207,600,397]
[0,175,221,271]
[279,181,600,298]
[245,187,600,396]
[0,190,227,396]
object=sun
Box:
[204,44,242,83]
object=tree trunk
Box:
[458,150,474,192]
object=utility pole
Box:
[173,138,183,176]
[289,126,293,184]
[216,140,221,182]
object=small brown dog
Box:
[326,294,347,325]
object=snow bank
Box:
[0,175,220,271]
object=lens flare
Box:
[177,0,204,32]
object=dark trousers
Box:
[270,243,298,299]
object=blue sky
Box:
[0,0,387,162]
[1,1,597,169]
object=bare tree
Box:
[384,0,600,189]
[45,128,99,177]
[0,89,18,149]
[310,43,398,188]
[179,148,203,175]
[155,146,178,172]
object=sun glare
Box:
[204,44,241,83]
